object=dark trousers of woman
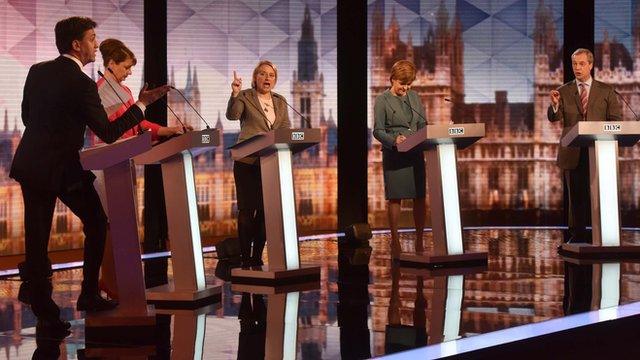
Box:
[233,161,266,265]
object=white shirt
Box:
[552,76,592,113]
[62,53,145,113]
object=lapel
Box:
[384,91,406,122]
[272,94,286,129]
[246,89,269,121]
[405,90,416,125]
[586,80,601,119]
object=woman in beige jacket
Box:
[226,60,291,267]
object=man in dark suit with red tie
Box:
[548,48,622,244]
[10,17,169,333]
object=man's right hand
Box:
[138,83,171,107]
[550,90,560,107]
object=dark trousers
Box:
[21,180,107,319]
[563,148,591,242]
[233,161,266,262]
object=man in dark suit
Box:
[548,48,622,243]
[10,17,169,331]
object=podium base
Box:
[146,283,222,308]
[231,280,320,294]
[80,345,156,359]
[231,265,320,285]
[85,305,156,328]
[399,264,487,277]
[561,243,640,259]
[395,251,488,268]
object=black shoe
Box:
[77,294,118,312]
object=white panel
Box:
[438,144,464,254]
[277,148,300,269]
[443,275,464,341]
[194,314,206,360]
[600,263,621,309]
[283,292,300,360]
[595,141,620,246]
[183,151,206,289]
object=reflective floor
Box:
[1,229,640,359]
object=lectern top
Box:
[80,131,152,170]
[561,121,640,147]
[230,128,321,160]
[134,128,220,164]
[397,123,485,152]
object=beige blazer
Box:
[226,88,291,145]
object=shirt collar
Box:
[577,77,593,88]
[62,54,84,70]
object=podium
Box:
[79,132,155,327]
[563,257,628,310]
[229,128,321,284]
[397,123,488,266]
[559,121,640,257]
[134,129,222,305]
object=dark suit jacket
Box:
[226,88,291,163]
[547,79,622,170]
[10,56,144,191]
[373,89,426,150]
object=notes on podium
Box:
[560,121,640,258]
[79,132,155,327]
[396,123,488,267]
[134,128,222,306]
[229,128,322,284]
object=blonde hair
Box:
[389,60,416,84]
[572,48,594,64]
[251,60,278,89]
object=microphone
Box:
[403,99,433,125]
[170,86,211,129]
[98,70,144,135]
[613,89,639,121]
[273,93,311,128]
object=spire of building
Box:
[13,117,19,133]
[192,66,199,88]
[298,5,318,81]
[215,110,223,129]
[533,0,558,58]
[185,61,192,90]
[3,109,8,132]
[170,66,175,87]
[371,1,385,63]
[407,32,414,63]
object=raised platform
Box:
[560,243,640,259]
[395,251,488,267]
[231,265,321,285]
[146,282,222,308]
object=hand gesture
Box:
[231,71,242,97]
[138,83,171,107]
[158,125,190,137]
[395,134,407,145]
[550,90,560,107]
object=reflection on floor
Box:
[1,229,640,359]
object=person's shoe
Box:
[77,294,118,312]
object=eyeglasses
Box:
[257,71,276,79]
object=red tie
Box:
[579,82,588,119]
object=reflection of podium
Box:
[396,265,485,345]
[563,258,627,310]
[229,129,322,284]
[155,303,220,359]
[232,281,320,360]
[134,129,222,305]
[560,121,640,257]
[397,123,488,266]
[79,132,155,327]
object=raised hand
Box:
[550,90,560,107]
[138,83,171,107]
[231,70,242,97]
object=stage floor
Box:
[1,228,640,359]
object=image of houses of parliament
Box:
[368,0,640,226]
[0,5,338,255]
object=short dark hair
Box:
[54,17,97,54]
[99,39,137,67]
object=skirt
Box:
[382,148,426,200]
